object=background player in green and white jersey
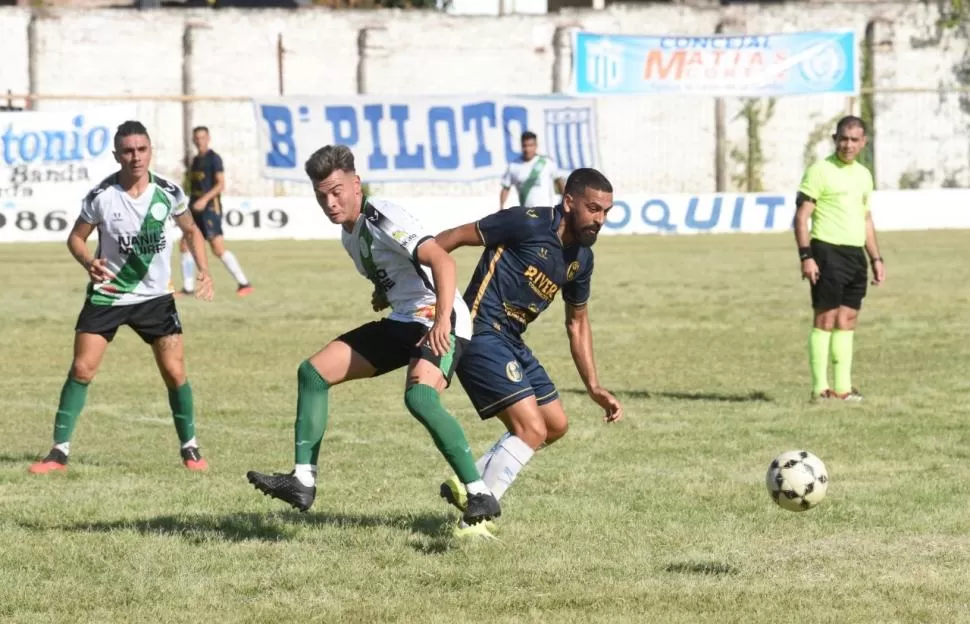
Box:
[795,115,886,401]
[499,131,567,210]
[246,145,501,536]
[29,121,215,475]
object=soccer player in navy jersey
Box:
[434,168,624,528]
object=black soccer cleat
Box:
[180,446,209,471]
[246,470,316,512]
[463,492,501,526]
[28,448,69,474]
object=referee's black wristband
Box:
[798,246,812,261]
[870,256,884,265]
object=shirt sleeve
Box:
[562,251,594,306]
[171,183,189,217]
[475,206,546,248]
[500,165,513,190]
[797,162,823,201]
[366,199,433,261]
[78,189,101,225]
[211,152,225,174]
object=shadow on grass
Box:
[664,561,740,576]
[18,510,457,550]
[0,452,44,465]
[562,388,772,403]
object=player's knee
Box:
[545,417,568,444]
[159,364,187,389]
[404,383,439,418]
[298,359,330,389]
[813,309,837,331]
[836,308,858,330]
[69,359,99,384]
[506,415,547,450]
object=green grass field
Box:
[2,231,970,623]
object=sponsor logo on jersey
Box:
[392,229,417,247]
[118,230,166,255]
[369,267,395,293]
[523,265,560,301]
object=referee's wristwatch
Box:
[869,256,884,266]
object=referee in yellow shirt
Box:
[794,116,886,402]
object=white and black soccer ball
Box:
[766,450,829,512]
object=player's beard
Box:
[572,214,600,246]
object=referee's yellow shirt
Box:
[798,154,874,247]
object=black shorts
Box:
[337,318,468,386]
[75,294,182,344]
[191,207,223,241]
[810,239,868,311]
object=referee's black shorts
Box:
[809,239,868,311]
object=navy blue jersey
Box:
[188,150,224,211]
[464,206,594,340]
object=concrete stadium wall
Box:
[0,2,966,197]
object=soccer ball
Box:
[766,450,829,512]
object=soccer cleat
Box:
[811,389,835,403]
[439,475,468,512]
[180,446,209,471]
[453,520,497,541]
[236,284,254,297]
[28,448,69,474]
[463,492,501,526]
[834,388,864,402]
[246,470,316,512]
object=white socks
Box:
[181,252,195,292]
[476,431,511,475]
[220,251,249,286]
[181,437,198,450]
[182,250,250,290]
[464,479,489,496]
[54,442,70,456]
[480,435,535,501]
[294,464,317,488]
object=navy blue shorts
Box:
[192,207,223,241]
[455,330,559,420]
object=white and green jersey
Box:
[341,197,472,340]
[501,155,566,207]
[79,172,187,306]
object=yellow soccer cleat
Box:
[453,520,497,541]
[439,475,468,512]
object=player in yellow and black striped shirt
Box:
[794,116,886,402]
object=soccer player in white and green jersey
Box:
[246,145,501,537]
[29,121,216,475]
[499,131,567,210]
[795,116,886,401]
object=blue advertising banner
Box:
[572,30,857,97]
[253,95,601,183]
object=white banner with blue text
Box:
[3,190,970,244]
[0,106,137,203]
[252,95,601,183]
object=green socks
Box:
[830,330,855,394]
[167,382,196,445]
[404,384,480,484]
[294,360,330,466]
[808,328,832,396]
[53,377,90,445]
[809,328,856,395]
